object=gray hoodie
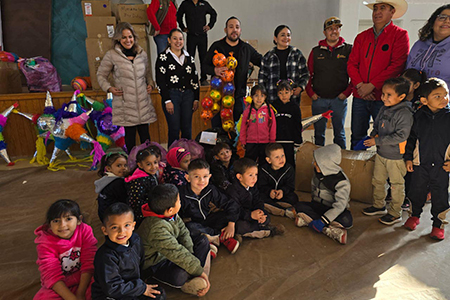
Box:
[312,144,351,224]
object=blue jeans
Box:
[311,97,348,149]
[162,89,194,147]
[350,97,384,150]
[154,34,169,55]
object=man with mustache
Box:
[203,16,262,125]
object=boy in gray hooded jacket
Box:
[294,144,352,244]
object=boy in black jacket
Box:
[404,78,450,241]
[258,143,299,219]
[226,158,285,239]
[92,203,165,300]
[209,143,237,191]
[179,159,241,254]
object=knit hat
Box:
[166,147,191,168]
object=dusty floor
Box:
[1,161,449,300]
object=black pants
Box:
[262,192,301,211]
[124,124,150,154]
[211,96,245,126]
[235,209,271,235]
[408,165,450,228]
[245,143,268,164]
[144,235,209,288]
[185,211,230,237]
[187,34,207,82]
[297,201,353,229]
[279,142,296,170]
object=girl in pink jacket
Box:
[240,85,277,164]
[34,199,97,300]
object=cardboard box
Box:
[85,17,116,38]
[81,0,111,18]
[85,37,113,90]
[295,142,376,204]
[116,4,148,24]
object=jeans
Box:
[162,89,194,147]
[297,201,353,229]
[311,97,347,149]
[187,34,208,82]
[350,97,384,149]
[154,34,169,55]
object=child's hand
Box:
[406,160,414,172]
[258,213,267,224]
[221,222,235,240]
[363,137,376,147]
[443,161,450,172]
[275,190,283,200]
[251,209,264,221]
[197,272,211,297]
[144,284,161,298]
[270,189,277,199]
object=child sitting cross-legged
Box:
[209,143,237,192]
[136,184,212,297]
[92,202,166,300]
[179,159,241,255]
[294,144,353,245]
[226,158,285,239]
[163,147,191,186]
[258,143,300,219]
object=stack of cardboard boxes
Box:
[81,1,151,90]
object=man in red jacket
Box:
[347,0,409,149]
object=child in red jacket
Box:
[240,85,276,164]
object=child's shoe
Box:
[379,214,402,225]
[430,227,445,240]
[285,207,296,220]
[295,214,308,228]
[426,192,431,203]
[362,206,387,216]
[181,277,208,295]
[323,226,347,244]
[209,243,218,259]
[268,224,286,236]
[204,234,220,247]
[401,198,411,210]
[219,232,239,254]
[404,216,420,231]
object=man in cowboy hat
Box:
[347,0,409,149]
[306,17,353,149]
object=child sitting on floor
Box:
[163,147,191,186]
[126,148,160,228]
[137,184,211,297]
[226,158,285,239]
[258,143,299,219]
[294,144,352,245]
[179,159,241,255]
[34,199,97,300]
[95,152,128,222]
[209,143,237,191]
[92,203,165,300]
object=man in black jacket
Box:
[203,16,262,125]
[177,0,217,85]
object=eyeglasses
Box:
[437,14,450,22]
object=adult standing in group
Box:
[147,0,178,55]
[347,0,409,149]
[203,16,262,126]
[258,25,309,105]
[97,22,156,153]
[306,17,352,149]
[155,29,200,147]
[177,0,217,86]
[407,4,450,87]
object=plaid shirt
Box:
[258,46,309,103]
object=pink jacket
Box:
[240,104,276,145]
[34,222,97,290]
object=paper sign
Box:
[199,131,217,145]
[84,3,93,16]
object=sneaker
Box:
[268,224,286,236]
[401,198,411,210]
[204,234,220,247]
[426,192,431,204]
[323,227,347,244]
[430,227,445,240]
[362,206,387,216]
[234,234,243,244]
[404,216,420,231]
[181,277,208,295]
[379,214,402,225]
[295,214,308,228]
[285,207,296,220]
[220,232,239,254]
[209,243,218,259]
[201,80,209,86]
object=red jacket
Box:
[240,104,276,145]
[147,0,177,35]
[347,22,409,100]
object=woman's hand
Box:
[166,102,174,115]
[153,30,160,37]
[108,87,123,96]
[293,87,302,96]
[192,100,199,111]
[311,94,319,101]
[147,84,153,94]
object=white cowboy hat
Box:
[363,0,408,19]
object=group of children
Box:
[33,69,450,299]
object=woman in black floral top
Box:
[155,28,200,147]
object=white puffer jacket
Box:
[97,45,157,127]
